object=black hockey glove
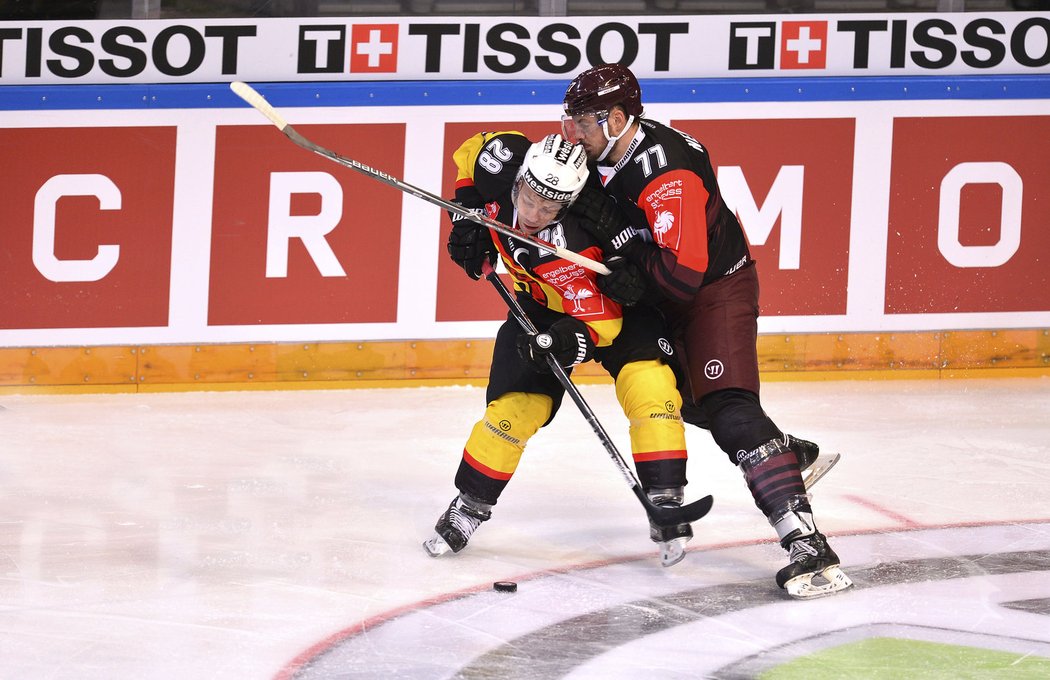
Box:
[570,187,646,258]
[447,208,496,280]
[597,256,647,307]
[516,317,595,373]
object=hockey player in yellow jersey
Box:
[423,133,696,567]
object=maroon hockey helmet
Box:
[563,63,643,118]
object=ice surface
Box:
[1,378,1048,678]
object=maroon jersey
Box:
[595,118,751,303]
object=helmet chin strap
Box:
[597,114,635,162]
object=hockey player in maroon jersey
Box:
[560,64,851,598]
[424,132,696,567]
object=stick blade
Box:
[230,81,288,131]
[648,494,714,528]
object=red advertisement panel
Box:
[0,127,175,329]
[674,118,855,316]
[886,116,1050,314]
[210,124,405,325]
[435,121,560,323]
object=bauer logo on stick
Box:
[229,82,611,276]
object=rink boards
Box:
[1,328,1048,393]
[0,14,1048,390]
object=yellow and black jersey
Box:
[451,131,623,348]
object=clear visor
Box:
[560,112,607,143]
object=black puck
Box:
[493,581,517,593]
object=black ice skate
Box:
[423,493,492,557]
[647,487,693,567]
[771,503,853,599]
[787,434,840,491]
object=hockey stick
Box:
[482,261,713,528]
[229,81,610,276]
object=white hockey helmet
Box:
[516,133,590,208]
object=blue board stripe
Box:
[0,75,1047,111]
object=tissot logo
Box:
[728,22,776,70]
[780,21,828,69]
[350,24,398,73]
[728,16,1049,73]
[297,23,398,74]
[298,25,346,73]
[727,20,829,70]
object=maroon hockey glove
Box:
[597,256,647,307]
[515,317,595,372]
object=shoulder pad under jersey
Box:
[452,131,530,201]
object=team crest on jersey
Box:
[654,210,675,239]
[485,201,500,220]
[644,179,684,250]
[562,282,596,314]
[541,262,603,316]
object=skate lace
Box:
[787,536,820,563]
[449,504,483,538]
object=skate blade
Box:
[423,534,452,557]
[659,537,689,568]
[802,452,841,491]
[784,565,854,599]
